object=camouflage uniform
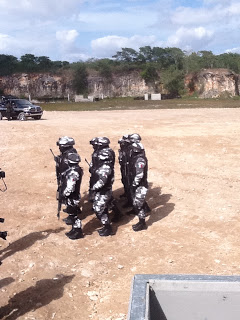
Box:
[129,141,149,231]
[89,137,115,236]
[54,136,79,214]
[62,152,84,240]
[118,134,131,201]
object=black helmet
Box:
[57,136,75,147]
[67,152,81,164]
[90,137,110,147]
[131,142,144,153]
[118,134,129,144]
[129,133,141,143]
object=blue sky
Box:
[0,0,240,62]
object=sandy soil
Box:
[0,108,240,320]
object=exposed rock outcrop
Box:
[185,69,239,98]
[0,73,72,99]
[0,70,153,100]
[0,68,239,100]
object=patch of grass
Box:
[41,97,240,111]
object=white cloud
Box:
[56,30,79,43]
[225,47,240,54]
[0,0,240,61]
[91,35,159,58]
[167,27,214,51]
[171,2,240,27]
[0,0,84,18]
[0,33,11,50]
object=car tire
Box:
[0,112,2,120]
[18,112,27,121]
[33,115,42,120]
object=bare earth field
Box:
[1,108,240,320]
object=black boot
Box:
[126,208,136,216]
[67,228,84,240]
[119,192,126,198]
[144,202,151,214]
[132,219,147,232]
[111,212,123,222]
[111,204,123,222]
[98,224,112,237]
[122,201,132,208]
[62,215,76,225]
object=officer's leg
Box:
[63,198,81,225]
[132,187,148,232]
[93,192,112,236]
[110,197,123,222]
[126,187,137,215]
[66,215,84,240]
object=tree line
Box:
[1,47,240,96]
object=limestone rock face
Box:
[88,71,152,98]
[0,73,72,99]
[0,71,152,99]
[185,69,238,98]
[0,68,239,99]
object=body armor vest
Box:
[62,166,83,198]
[130,152,148,188]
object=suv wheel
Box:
[18,112,27,121]
[0,112,2,120]
[33,115,42,120]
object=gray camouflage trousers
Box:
[93,190,112,225]
[66,197,82,229]
[132,186,148,219]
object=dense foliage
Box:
[1,47,240,96]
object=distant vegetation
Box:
[1,47,240,96]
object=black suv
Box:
[0,96,43,121]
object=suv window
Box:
[13,99,32,107]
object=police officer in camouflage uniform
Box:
[118,134,130,198]
[128,136,150,231]
[62,152,84,240]
[54,136,79,215]
[89,137,115,236]
[120,133,143,211]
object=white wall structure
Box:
[151,93,161,100]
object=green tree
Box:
[138,46,153,63]
[0,54,19,75]
[198,51,216,69]
[216,53,240,73]
[36,56,53,72]
[20,54,38,72]
[161,66,185,96]
[140,64,159,84]
[112,48,138,63]
[96,59,113,81]
[72,63,89,94]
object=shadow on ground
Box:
[81,183,174,236]
[0,227,64,263]
[0,274,75,320]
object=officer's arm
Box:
[132,158,146,187]
[92,165,111,191]
[63,171,79,196]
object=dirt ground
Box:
[1,108,240,320]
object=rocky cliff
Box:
[0,68,239,100]
[185,69,239,98]
[0,70,152,100]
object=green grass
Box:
[41,97,240,111]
